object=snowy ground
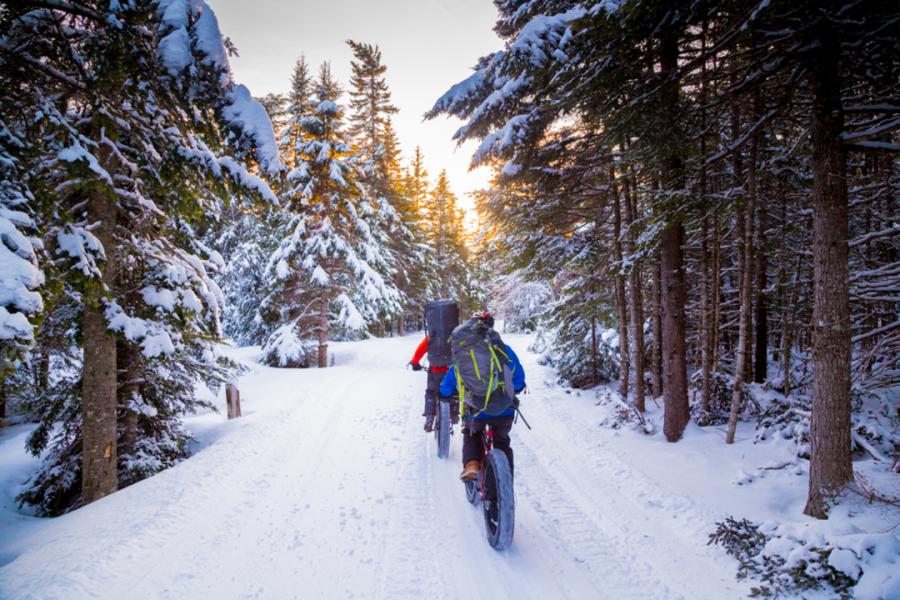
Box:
[0,334,896,599]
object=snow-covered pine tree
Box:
[345,40,417,334]
[347,41,398,165]
[400,147,441,324]
[260,62,399,368]
[0,116,44,418]
[1,0,281,514]
[426,170,472,306]
[281,56,313,170]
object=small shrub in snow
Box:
[531,318,620,389]
[754,390,899,466]
[689,371,753,426]
[709,517,858,598]
[754,396,812,459]
[260,322,315,368]
[595,388,653,434]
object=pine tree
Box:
[1,0,281,514]
[259,62,399,367]
[281,56,313,169]
[0,119,43,392]
[346,40,422,333]
[426,171,471,304]
[346,41,398,162]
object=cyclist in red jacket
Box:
[410,336,460,431]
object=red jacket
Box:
[410,336,449,373]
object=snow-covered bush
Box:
[754,389,898,466]
[710,516,899,599]
[532,315,620,389]
[689,371,753,426]
[260,321,316,368]
[595,387,654,433]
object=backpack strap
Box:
[454,364,466,419]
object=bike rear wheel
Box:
[482,449,514,550]
[435,400,450,459]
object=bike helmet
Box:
[472,311,494,328]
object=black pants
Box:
[462,414,514,475]
[423,370,459,420]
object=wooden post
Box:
[226,383,241,419]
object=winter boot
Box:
[460,460,481,481]
[424,416,434,432]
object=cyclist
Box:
[409,335,459,431]
[438,312,525,480]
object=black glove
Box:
[410,362,424,371]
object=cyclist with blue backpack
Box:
[439,312,525,481]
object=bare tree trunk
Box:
[804,22,852,519]
[754,201,769,383]
[752,75,768,387]
[660,26,689,442]
[781,258,799,398]
[650,254,663,399]
[726,197,754,444]
[661,223,689,441]
[621,170,646,412]
[397,315,405,337]
[317,294,329,368]
[82,191,119,505]
[712,214,722,370]
[698,29,712,418]
[700,216,713,417]
[612,185,630,399]
[591,315,598,387]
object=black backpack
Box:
[424,300,459,366]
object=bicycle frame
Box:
[477,428,494,500]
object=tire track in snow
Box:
[374,371,453,600]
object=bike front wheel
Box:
[435,401,450,459]
[482,448,515,550]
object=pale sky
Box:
[208,0,501,217]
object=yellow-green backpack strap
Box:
[454,365,465,418]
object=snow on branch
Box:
[222,85,285,177]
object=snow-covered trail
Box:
[0,335,746,600]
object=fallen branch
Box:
[851,431,887,463]
[848,473,900,508]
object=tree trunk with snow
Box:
[804,22,852,519]
[81,191,119,505]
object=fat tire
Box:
[482,449,515,550]
[436,401,450,459]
